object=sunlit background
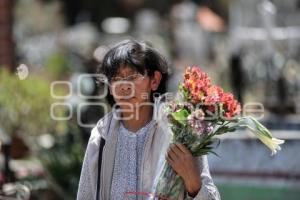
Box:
[0,0,300,199]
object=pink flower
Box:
[181,66,241,120]
[183,66,211,104]
[220,93,241,118]
[187,109,212,135]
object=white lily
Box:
[240,116,285,156]
[252,130,285,155]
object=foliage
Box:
[0,68,65,138]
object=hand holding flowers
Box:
[167,143,201,197]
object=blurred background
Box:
[0,0,300,199]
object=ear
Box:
[150,71,162,91]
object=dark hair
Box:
[98,39,169,106]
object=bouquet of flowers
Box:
[153,66,284,199]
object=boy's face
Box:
[109,66,162,110]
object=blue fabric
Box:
[110,121,155,200]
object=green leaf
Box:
[247,116,272,139]
[171,108,189,126]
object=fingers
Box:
[170,143,183,155]
[166,143,186,163]
[166,154,174,166]
[175,143,190,154]
[167,146,179,162]
[166,143,193,164]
